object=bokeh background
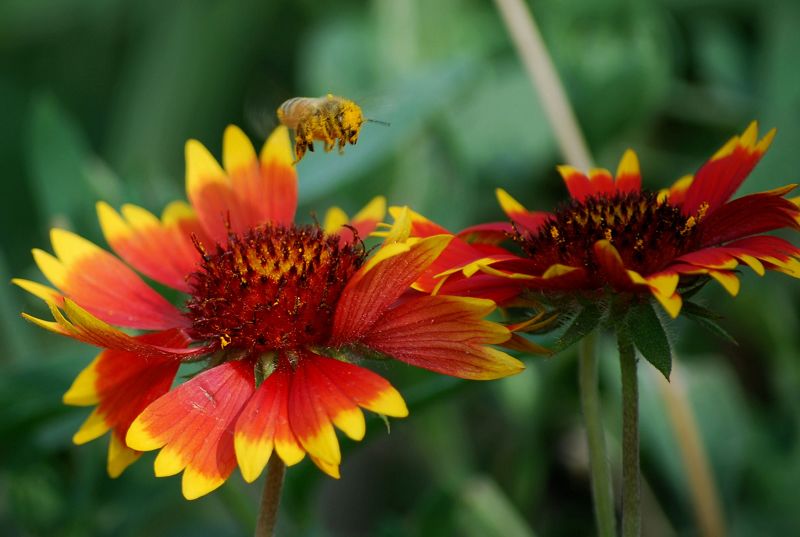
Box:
[2,0,800,535]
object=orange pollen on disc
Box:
[515,192,703,277]
[186,224,366,352]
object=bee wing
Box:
[243,77,289,139]
[244,100,278,140]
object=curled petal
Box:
[22,298,209,359]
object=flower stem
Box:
[578,332,617,537]
[255,456,286,537]
[618,330,640,537]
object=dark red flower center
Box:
[186,224,366,353]
[515,192,705,278]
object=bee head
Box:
[338,100,364,144]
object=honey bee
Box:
[277,94,385,163]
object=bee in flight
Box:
[277,94,386,163]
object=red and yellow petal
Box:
[325,196,387,244]
[185,138,239,244]
[22,298,209,360]
[305,357,366,441]
[234,367,299,483]
[30,229,187,330]
[361,295,525,380]
[186,126,298,245]
[696,185,799,246]
[257,125,298,226]
[456,221,516,245]
[126,361,256,500]
[627,271,682,318]
[593,240,637,291]
[659,175,693,205]
[108,433,140,478]
[721,236,800,277]
[311,355,408,418]
[558,166,594,201]
[614,149,641,193]
[681,121,776,216]
[495,189,551,233]
[380,206,519,296]
[287,360,341,467]
[349,196,386,237]
[332,233,452,344]
[323,206,349,235]
[223,124,262,231]
[588,168,614,195]
[64,329,188,476]
[434,273,529,305]
[97,201,206,292]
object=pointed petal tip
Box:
[496,188,526,214]
[234,435,273,483]
[125,415,164,452]
[107,435,140,478]
[260,125,294,168]
[181,468,226,500]
[222,124,257,174]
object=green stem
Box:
[619,330,640,537]
[579,332,617,537]
[255,456,286,537]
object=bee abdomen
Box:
[277,97,319,129]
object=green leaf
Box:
[627,301,672,379]
[553,304,603,352]
[684,313,738,346]
[681,300,723,320]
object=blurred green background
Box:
[2,0,800,535]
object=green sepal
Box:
[553,304,603,352]
[626,301,672,380]
[682,301,738,345]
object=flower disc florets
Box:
[516,192,704,279]
[186,224,366,352]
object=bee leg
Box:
[338,138,346,155]
[323,116,339,153]
[292,127,307,163]
[293,141,306,164]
